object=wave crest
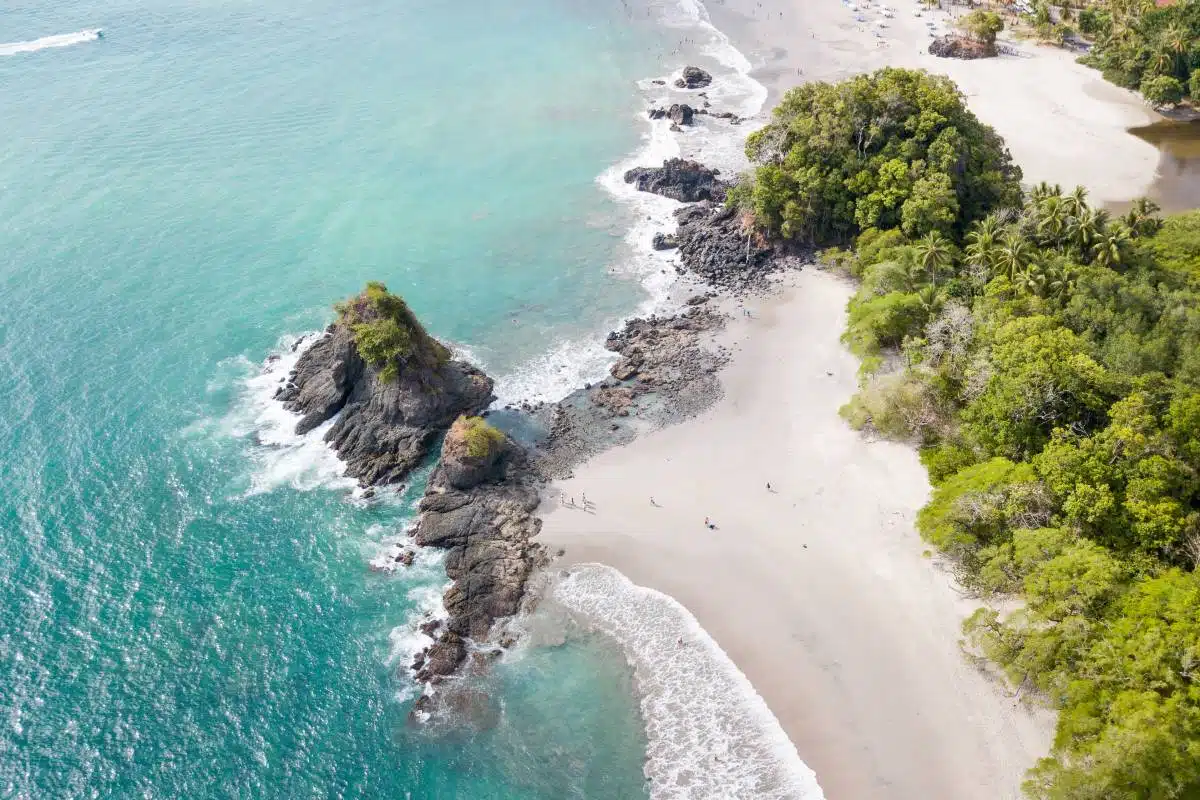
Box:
[553,565,825,800]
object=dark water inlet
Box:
[1129,118,1200,214]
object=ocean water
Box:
[0,0,789,797]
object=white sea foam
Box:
[554,565,825,800]
[489,0,769,407]
[0,29,102,57]
[218,332,359,496]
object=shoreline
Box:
[538,268,1055,798]
[516,0,1182,793]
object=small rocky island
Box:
[274,282,493,485]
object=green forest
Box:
[736,67,1200,798]
[1074,0,1200,105]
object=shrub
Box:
[916,458,1049,556]
[1191,68,1200,100]
[335,282,449,381]
[1140,75,1185,107]
[452,415,506,459]
[843,292,929,358]
[840,371,944,441]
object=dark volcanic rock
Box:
[279,324,494,486]
[623,159,725,203]
[928,35,995,59]
[673,201,777,289]
[648,103,697,126]
[410,423,546,682]
[651,232,678,251]
[674,65,712,89]
[669,103,695,126]
[416,632,466,681]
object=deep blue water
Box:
[0,0,673,795]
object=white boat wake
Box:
[0,29,102,57]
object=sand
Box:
[530,2,1171,795]
[541,271,1055,797]
[707,0,1162,205]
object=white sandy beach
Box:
[709,0,1162,204]
[532,2,1173,795]
[541,271,1054,797]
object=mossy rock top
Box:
[335,282,450,381]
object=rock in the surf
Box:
[275,282,494,486]
[623,158,725,203]
[652,232,678,250]
[647,103,697,126]
[410,416,546,680]
[674,65,713,89]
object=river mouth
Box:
[1129,117,1200,214]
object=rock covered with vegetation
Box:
[275,282,494,485]
[742,67,1200,797]
[731,67,1022,243]
[410,415,545,681]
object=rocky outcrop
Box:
[648,103,697,126]
[673,201,780,290]
[928,35,995,59]
[623,159,725,203]
[674,65,713,89]
[531,300,730,478]
[274,285,494,486]
[409,419,546,682]
[652,232,678,250]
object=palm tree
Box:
[965,216,1002,270]
[1161,24,1188,59]
[994,228,1034,281]
[1045,263,1078,302]
[1029,182,1064,204]
[1149,47,1174,76]
[1036,195,1070,247]
[916,284,946,320]
[1123,197,1162,238]
[1063,185,1090,218]
[913,231,954,286]
[1070,207,1110,255]
[1092,224,1131,269]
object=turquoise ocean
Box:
[0,0,777,797]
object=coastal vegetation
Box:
[334,281,449,381]
[739,67,1200,797]
[451,415,506,459]
[1073,0,1200,106]
[730,68,1023,242]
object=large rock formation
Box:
[274,283,494,486]
[410,416,546,681]
[673,201,778,289]
[928,35,995,59]
[674,65,713,89]
[623,159,725,203]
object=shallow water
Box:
[1130,118,1200,213]
[0,0,805,795]
[1,0,670,795]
